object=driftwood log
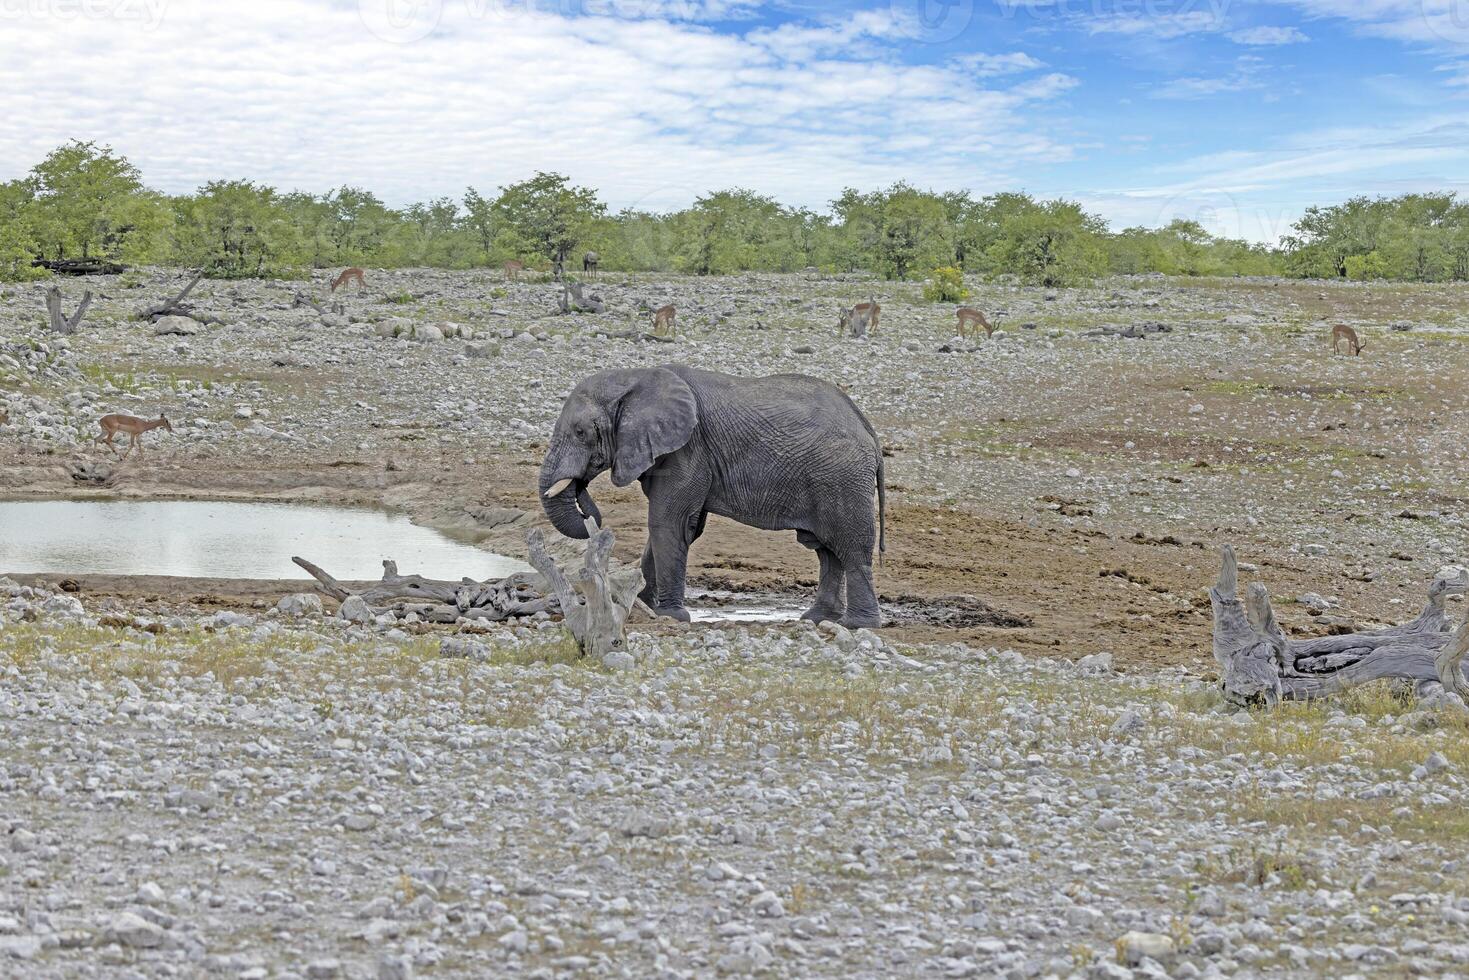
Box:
[526,518,644,664]
[1210,545,1469,711]
[45,286,93,334]
[290,556,557,623]
[138,272,219,324]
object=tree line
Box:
[3,140,1465,286]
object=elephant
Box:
[539,365,886,628]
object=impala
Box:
[1331,323,1364,356]
[652,304,676,336]
[504,260,525,281]
[956,307,994,338]
[95,414,173,459]
[329,267,366,292]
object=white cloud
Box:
[1079,114,1469,241]
[1227,25,1309,45]
[1083,10,1227,39]
[957,52,1046,76]
[0,2,1080,213]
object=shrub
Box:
[923,266,968,303]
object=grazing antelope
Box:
[838,297,880,337]
[956,307,994,338]
[652,304,676,337]
[329,267,366,292]
[582,251,600,279]
[1331,324,1364,356]
[504,260,525,282]
[95,414,173,459]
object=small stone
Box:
[108,911,164,948]
[751,891,785,917]
[338,596,373,624]
[307,960,343,979]
[275,593,323,618]
[602,651,635,671]
[1116,931,1174,966]
[1111,709,1145,736]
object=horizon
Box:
[5,1,1469,245]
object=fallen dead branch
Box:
[137,272,220,324]
[290,556,556,624]
[1210,545,1469,712]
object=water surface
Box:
[0,499,529,581]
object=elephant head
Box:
[539,367,700,539]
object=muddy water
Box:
[0,499,531,581]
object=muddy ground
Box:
[3,270,1467,670]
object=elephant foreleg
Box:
[801,546,847,624]
[638,543,657,609]
[647,509,705,622]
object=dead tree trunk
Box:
[525,519,643,665]
[138,272,216,323]
[556,281,606,315]
[44,286,93,334]
[1210,545,1469,711]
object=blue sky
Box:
[2,0,1468,242]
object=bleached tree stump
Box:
[1210,545,1469,710]
[525,518,644,665]
[45,286,93,334]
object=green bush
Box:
[923,266,968,303]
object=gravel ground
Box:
[3,578,1469,978]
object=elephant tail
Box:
[876,450,887,566]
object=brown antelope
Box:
[652,304,676,337]
[329,267,365,292]
[582,251,600,279]
[956,307,994,338]
[1331,323,1364,356]
[838,297,880,337]
[504,260,525,281]
[95,414,173,459]
[0,409,8,426]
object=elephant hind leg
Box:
[839,563,880,629]
[801,545,846,624]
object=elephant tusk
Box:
[544,478,576,499]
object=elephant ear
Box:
[609,368,698,487]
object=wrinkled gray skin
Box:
[539,365,886,628]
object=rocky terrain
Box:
[3,576,1469,978]
[3,268,1469,976]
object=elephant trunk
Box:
[539,448,600,539]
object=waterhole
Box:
[0,499,530,581]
